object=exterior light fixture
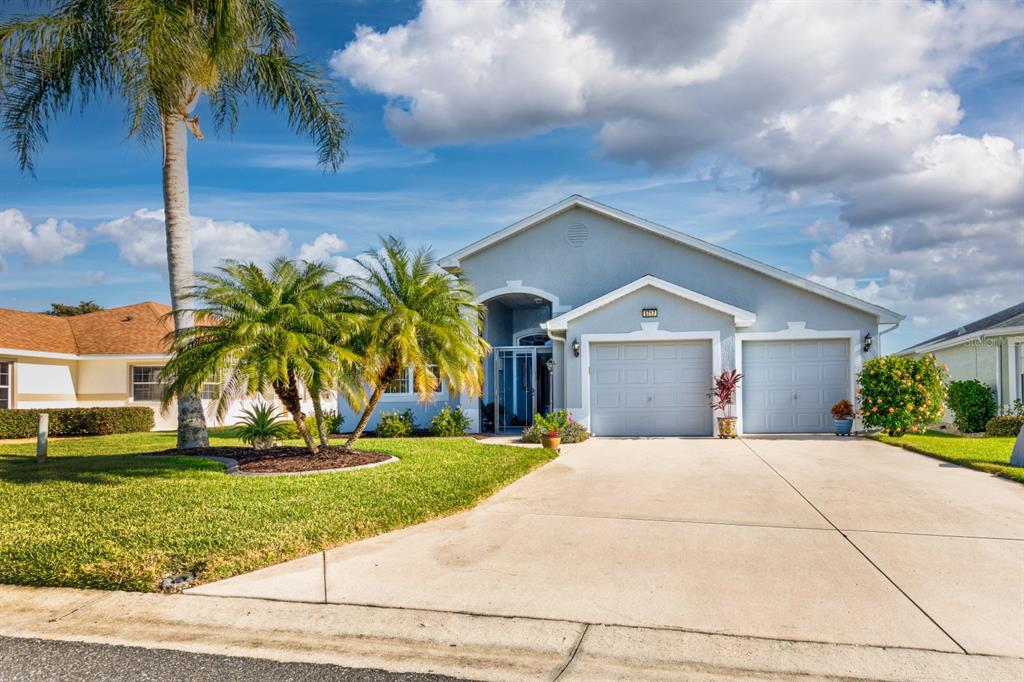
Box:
[863,333,873,353]
[571,338,581,357]
[545,357,555,373]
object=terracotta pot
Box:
[717,417,737,439]
[541,434,561,450]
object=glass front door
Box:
[494,348,553,433]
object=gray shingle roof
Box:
[901,301,1024,353]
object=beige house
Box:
[0,302,313,430]
[898,301,1024,416]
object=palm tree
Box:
[0,1,348,449]
[343,237,490,450]
[161,258,359,456]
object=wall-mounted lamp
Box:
[571,338,581,357]
[545,357,555,373]
[863,332,873,353]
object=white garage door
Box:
[742,339,850,433]
[590,341,712,436]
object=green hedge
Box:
[985,416,1024,438]
[947,379,997,433]
[0,407,155,439]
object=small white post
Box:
[36,413,49,464]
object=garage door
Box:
[590,341,712,436]
[742,339,850,433]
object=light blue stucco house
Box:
[339,196,904,436]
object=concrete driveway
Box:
[191,437,1024,658]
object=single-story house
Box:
[898,302,1024,414]
[339,195,904,436]
[0,302,313,430]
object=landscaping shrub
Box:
[280,415,319,440]
[321,409,344,435]
[985,416,1024,438]
[0,406,154,439]
[946,379,997,433]
[858,355,946,436]
[1000,399,1024,417]
[429,405,471,436]
[521,410,590,444]
[232,403,291,449]
[376,409,416,438]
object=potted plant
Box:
[831,399,855,436]
[709,369,743,438]
[534,410,568,450]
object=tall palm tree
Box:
[161,258,359,456]
[343,237,490,450]
[0,1,348,449]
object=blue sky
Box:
[1,0,1022,354]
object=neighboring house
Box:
[339,195,903,436]
[0,302,314,430]
[898,302,1024,415]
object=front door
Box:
[494,347,553,433]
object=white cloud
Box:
[0,209,87,268]
[332,0,1024,340]
[95,209,292,272]
[332,0,1023,164]
[297,232,362,277]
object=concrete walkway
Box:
[190,436,1024,661]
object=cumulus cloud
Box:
[0,209,87,268]
[332,0,1024,333]
[95,209,292,272]
[297,232,363,277]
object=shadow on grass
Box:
[0,453,226,485]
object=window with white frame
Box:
[0,361,10,409]
[384,365,441,395]
[200,380,219,400]
[131,366,166,401]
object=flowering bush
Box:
[858,354,947,436]
[522,410,590,444]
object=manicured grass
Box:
[0,429,555,591]
[874,430,1022,483]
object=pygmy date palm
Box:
[343,237,490,450]
[160,259,360,456]
[0,1,348,448]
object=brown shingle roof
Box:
[0,302,174,355]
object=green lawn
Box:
[0,429,555,591]
[874,430,1022,483]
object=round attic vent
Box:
[565,222,589,247]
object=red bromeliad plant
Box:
[709,369,743,418]
[831,400,855,420]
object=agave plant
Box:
[709,370,743,418]
[233,403,292,450]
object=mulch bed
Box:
[152,445,390,473]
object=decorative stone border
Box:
[140,453,400,477]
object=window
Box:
[517,333,551,347]
[131,366,166,401]
[384,365,441,395]
[0,362,10,409]
[201,381,218,400]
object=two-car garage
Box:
[586,337,852,437]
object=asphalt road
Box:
[0,636,468,682]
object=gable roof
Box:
[440,195,903,325]
[0,302,174,357]
[899,301,1024,355]
[544,275,756,331]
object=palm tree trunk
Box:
[344,384,384,450]
[162,111,208,449]
[275,372,318,455]
[311,390,329,448]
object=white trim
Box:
[898,326,1024,356]
[545,275,755,331]
[441,195,902,324]
[380,366,445,402]
[734,327,862,436]
[476,282,570,314]
[512,327,551,346]
[1008,337,1024,404]
[579,330,721,437]
[0,348,170,361]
